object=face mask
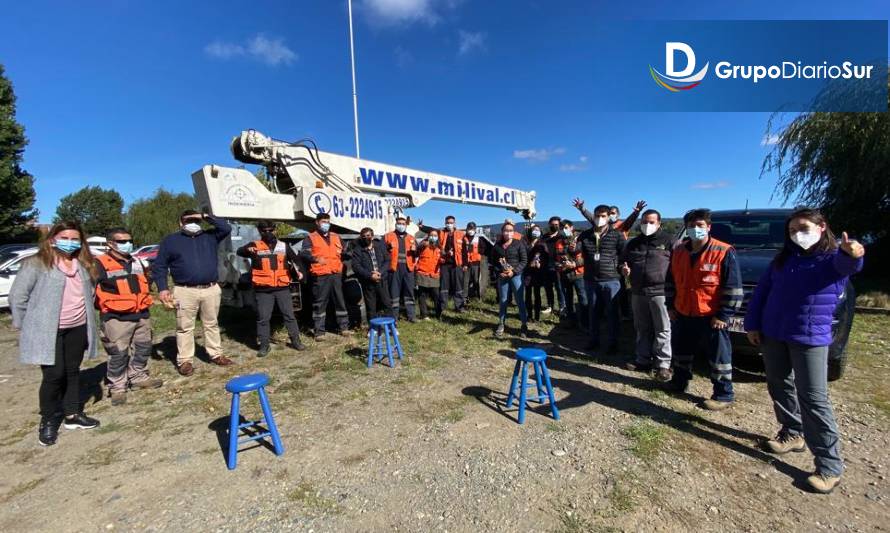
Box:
[550,225,559,232]
[445,223,454,231]
[562,228,572,237]
[54,239,81,255]
[115,241,134,254]
[428,236,438,245]
[360,237,372,247]
[260,231,276,243]
[467,230,475,237]
[609,214,618,223]
[791,230,821,250]
[640,223,657,237]
[594,216,608,228]
[395,223,407,233]
[319,222,331,234]
[183,223,202,235]
[688,227,708,241]
[531,230,541,239]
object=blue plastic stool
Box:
[505,348,560,424]
[225,373,284,470]
[367,317,404,368]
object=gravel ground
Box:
[0,305,887,532]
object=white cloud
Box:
[513,147,566,162]
[761,133,781,146]
[360,0,460,26]
[559,155,589,172]
[691,180,731,190]
[458,30,486,56]
[204,34,297,66]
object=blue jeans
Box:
[562,275,588,325]
[498,274,527,325]
[584,279,621,347]
[762,336,843,476]
[670,314,734,402]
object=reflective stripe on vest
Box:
[95,254,153,314]
[415,245,441,277]
[384,232,416,271]
[308,232,343,276]
[670,238,730,317]
[251,240,291,288]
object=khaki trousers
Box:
[100,317,153,392]
[173,284,223,364]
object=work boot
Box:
[339,329,353,337]
[654,368,673,383]
[177,362,194,376]
[131,377,163,390]
[806,472,841,494]
[519,324,529,339]
[64,412,100,430]
[541,306,552,315]
[624,361,652,373]
[700,399,734,411]
[290,339,307,351]
[663,379,689,394]
[256,345,270,358]
[406,317,417,324]
[765,431,807,455]
[110,391,127,406]
[38,415,61,446]
[210,355,234,366]
[494,323,505,338]
[315,331,327,341]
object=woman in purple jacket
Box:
[744,208,864,494]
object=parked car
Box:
[0,247,39,309]
[705,209,855,381]
[134,244,159,263]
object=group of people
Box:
[9,201,865,494]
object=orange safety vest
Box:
[670,237,731,317]
[462,234,482,263]
[308,231,343,276]
[384,232,416,272]
[438,229,465,266]
[554,238,584,276]
[250,239,291,288]
[415,244,442,278]
[95,254,152,314]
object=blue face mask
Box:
[395,224,407,233]
[531,230,541,239]
[115,242,134,255]
[319,222,331,234]
[562,228,572,237]
[688,227,708,241]
[54,239,82,254]
[428,236,439,245]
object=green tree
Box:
[125,188,196,245]
[54,186,124,236]
[762,79,890,242]
[0,64,38,241]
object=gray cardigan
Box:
[9,258,98,365]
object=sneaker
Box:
[210,355,234,366]
[257,346,270,358]
[315,332,327,341]
[765,431,807,454]
[131,377,163,390]
[495,323,505,338]
[177,362,194,377]
[422,317,431,321]
[541,306,552,315]
[64,412,100,430]
[110,391,127,406]
[340,329,354,337]
[624,361,652,373]
[700,399,734,411]
[38,416,60,446]
[654,368,673,383]
[290,340,307,351]
[806,472,841,494]
[519,325,529,339]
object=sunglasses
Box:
[113,239,132,244]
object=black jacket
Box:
[350,240,390,283]
[490,240,528,276]
[620,230,674,296]
[577,227,626,281]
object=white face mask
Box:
[182,223,202,234]
[445,223,455,231]
[467,230,475,237]
[609,214,618,223]
[594,216,608,228]
[640,223,657,236]
[791,229,822,250]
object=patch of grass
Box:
[606,478,635,513]
[621,421,666,463]
[411,396,473,424]
[96,421,125,434]
[544,421,568,433]
[0,423,32,448]
[84,444,121,466]
[287,481,341,516]
[838,314,890,416]
[0,477,46,504]
[554,507,595,533]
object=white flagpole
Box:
[347,0,361,159]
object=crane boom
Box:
[192,129,536,236]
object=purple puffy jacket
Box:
[744,248,863,347]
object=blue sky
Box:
[2,0,888,228]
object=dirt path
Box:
[0,308,887,532]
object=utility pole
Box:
[347,0,361,159]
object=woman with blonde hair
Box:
[10,220,101,446]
